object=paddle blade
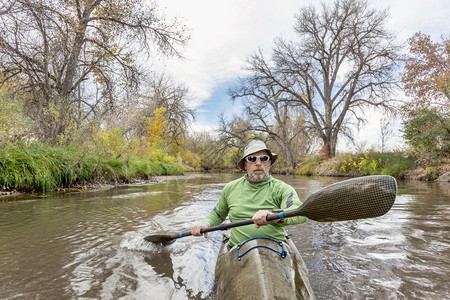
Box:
[144,233,179,244]
[297,175,397,222]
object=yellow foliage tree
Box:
[101,127,128,157]
[141,107,169,159]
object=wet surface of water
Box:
[0,173,449,299]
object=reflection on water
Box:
[0,173,449,299]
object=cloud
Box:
[157,0,301,108]
[378,0,450,41]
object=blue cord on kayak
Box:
[236,237,287,261]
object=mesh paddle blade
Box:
[299,175,397,222]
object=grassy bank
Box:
[296,151,449,181]
[0,143,183,192]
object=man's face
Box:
[244,150,272,183]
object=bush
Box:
[381,162,411,177]
[102,158,126,182]
[0,85,32,143]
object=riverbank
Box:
[1,143,449,199]
[294,151,450,182]
[0,142,184,196]
[0,174,194,199]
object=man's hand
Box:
[252,210,278,229]
[191,223,210,237]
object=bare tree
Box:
[233,0,401,158]
[379,117,393,152]
[227,64,314,171]
[0,0,15,15]
[0,0,189,143]
[218,114,252,149]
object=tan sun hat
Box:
[237,140,278,170]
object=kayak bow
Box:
[215,234,315,300]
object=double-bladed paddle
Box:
[144,175,397,244]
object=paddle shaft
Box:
[177,212,284,239]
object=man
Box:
[191,140,307,247]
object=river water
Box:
[0,173,448,299]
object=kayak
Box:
[214,234,316,299]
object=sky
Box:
[153,0,450,152]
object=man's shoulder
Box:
[224,176,246,188]
[269,176,295,190]
[221,176,246,197]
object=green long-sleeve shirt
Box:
[205,175,307,247]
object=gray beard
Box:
[248,168,270,183]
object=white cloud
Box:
[156,0,301,108]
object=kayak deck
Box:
[215,234,315,299]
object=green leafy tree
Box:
[402,107,450,157]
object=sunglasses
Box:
[245,155,271,163]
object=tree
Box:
[228,67,314,171]
[141,107,168,153]
[0,0,189,143]
[402,107,450,158]
[218,114,253,150]
[0,1,15,15]
[133,73,195,146]
[379,117,393,152]
[232,0,400,158]
[186,131,225,171]
[402,33,450,111]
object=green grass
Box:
[127,157,183,178]
[295,162,319,176]
[0,142,184,192]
